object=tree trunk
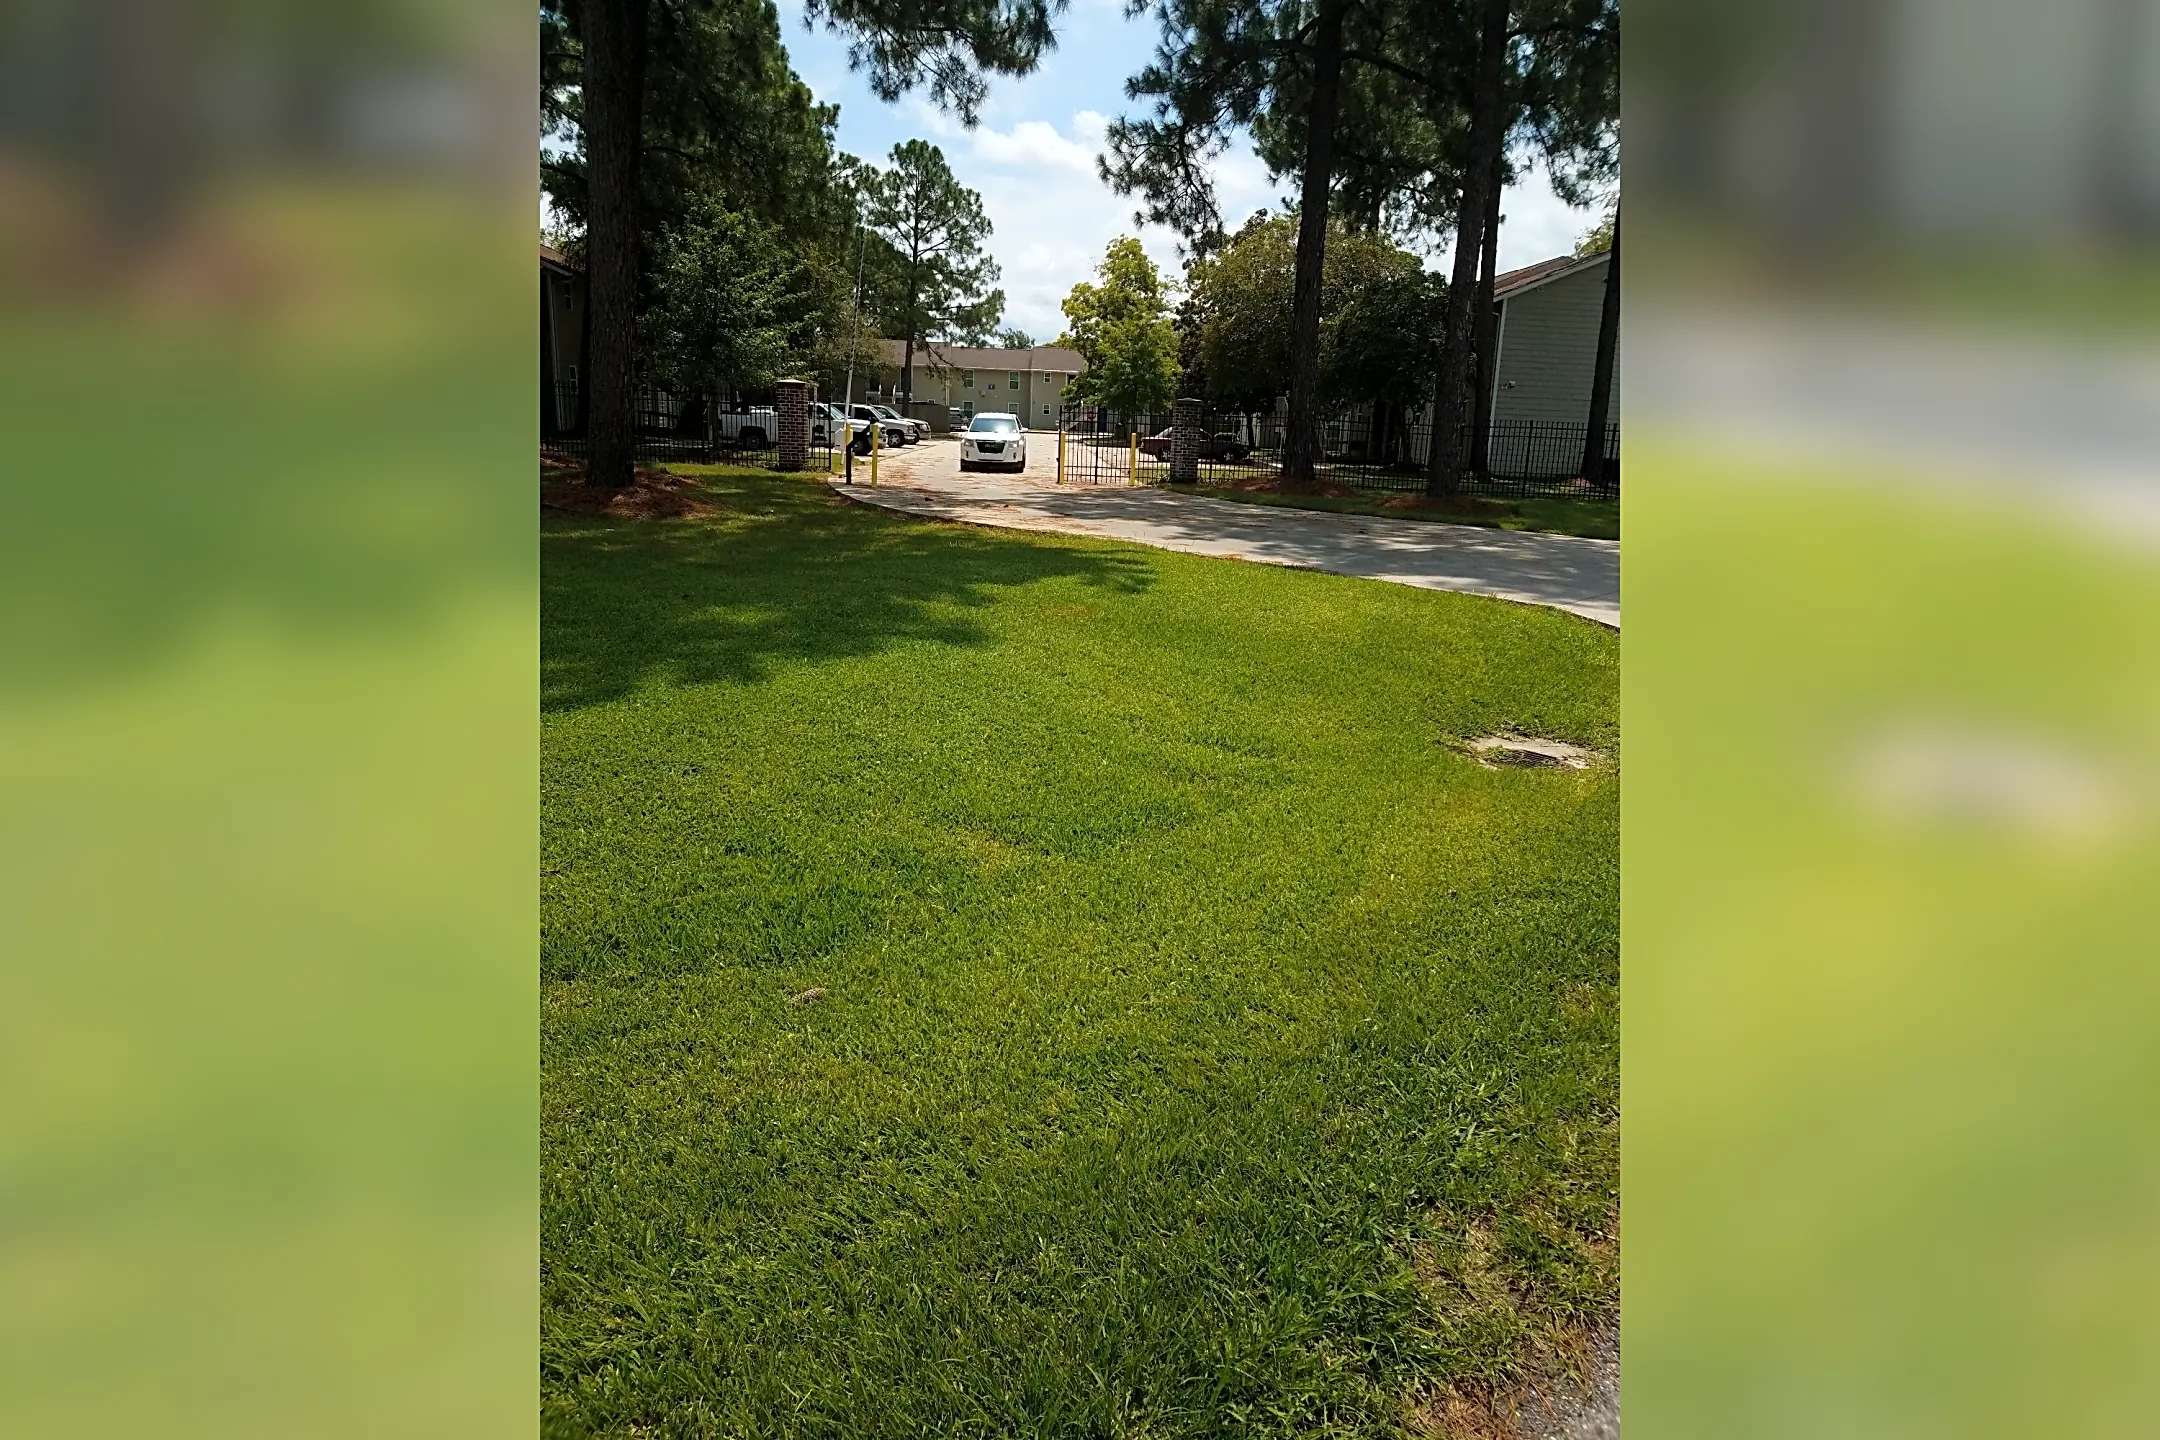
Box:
[1468,147,1504,476]
[580,0,649,491]
[1426,0,1509,497]
[1280,0,1348,489]
[1579,209,1620,485]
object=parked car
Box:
[1137,428,1252,461]
[713,405,778,449]
[844,403,914,451]
[870,403,928,443]
[948,407,966,428]
[958,412,1027,472]
[848,403,914,445]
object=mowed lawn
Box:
[542,467,1619,1437]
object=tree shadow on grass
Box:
[543,477,1155,713]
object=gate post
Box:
[1169,397,1204,486]
[775,378,810,472]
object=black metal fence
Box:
[542,383,836,471]
[1054,407,1173,486]
[1052,403,1616,498]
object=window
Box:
[1008,372,1021,388]
[963,371,974,388]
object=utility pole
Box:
[843,208,869,450]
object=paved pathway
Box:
[831,437,1619,627]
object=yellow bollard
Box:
[1129,432,1138,486]
[1057,428,1066,486]
[870,420,879,487]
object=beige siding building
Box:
[1487,251,1616,426]
[862,341,1088,430]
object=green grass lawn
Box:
[1189,485,1620,541]
[543,465,1618,1437]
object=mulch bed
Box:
[1208,474,1522,521]
[541,456,718,519]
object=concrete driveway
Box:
[831,434,1620,628]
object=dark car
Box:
[1136,429,1253,461]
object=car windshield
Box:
[873,406,901,419]
[968,417,1020,434]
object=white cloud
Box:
[934,110,1218,339]
[1208,147,1284,230]
[970,119,1098,176]
[1494,164,1603,273]
[903,97,965,141]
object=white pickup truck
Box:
[711,406,778,449]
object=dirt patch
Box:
[1209,475,1394,501]
[1419,1322,1619,1440]
[1206,475,1521,519]
[541,456,718,519]
[1408,1210,1620,1440]
[1377,493,1523,521]
[1464,735,1603,771]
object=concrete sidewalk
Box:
[829,459,1619,627]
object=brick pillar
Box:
[775,379,810,472]
[1169,397,1204,485]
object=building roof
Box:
[541,242,580,274]
[876,339,1087,374]
[1493,250,1606,300]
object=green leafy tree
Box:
[543,0,851,250]
[864,141,1004,408]
[1059,238,1180,422]
[1574,206,1614,256]
[996,327,1036,348]
[1104,0,1372,483]
[1183,215,1294,410]
[641,200,810,409]
[1108,0,1614,490]
[1182,214,1442,412]
[558,0,1062,489]
[1090,315,1181,419]
[804,0,1063,125]
[1058,239,1169,374]
[1318,234,1444,410]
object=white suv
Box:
[959,412,1026,472]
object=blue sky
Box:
[782,4,1602,340]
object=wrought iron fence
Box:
[1054,406,1174,486]
[1184,408,1617,498]
[542,383,835,471]
[1051,402,1616,497]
